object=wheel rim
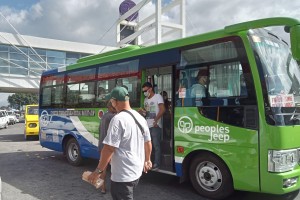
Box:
[195,161,222,192]
[68,143,79,162]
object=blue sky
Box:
[0,0,39,10]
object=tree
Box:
[7,93,38,110]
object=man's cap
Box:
[142,82,153,88]
[106,87,130,101]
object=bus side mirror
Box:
[290,25,300,61]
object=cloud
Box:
[0,93,10,106]
[0,0,299,46]
[185,0,300,37]
[0,0,121,45]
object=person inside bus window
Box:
[190,69,208,106]
[96,100,117,194]
[240,74,248,96]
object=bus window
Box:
[67,68,96,83]
[41,74,64,107]
[66,83,80,105]
[42,87,51,106]
[209,62,243,98]
[177,38,257,128]
[119,77,140,107]
[52,85,64,105]
[96,79,114,107]
[78,82,95,103]
[177,40,239,107]
[66,82,95,106]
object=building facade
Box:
[0,32,115,93]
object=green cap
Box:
[106,87,130,101]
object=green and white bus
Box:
[39,17,300,199]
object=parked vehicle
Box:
[0,110,8,129]
[7,110,17,125]
[0,110,9,127]
[15,113,20,123]
[24,105,39,140]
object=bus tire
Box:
[66,138,83,166]
[189,152,234,200]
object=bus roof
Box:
[42,17,300,76]
[77,45,142,63]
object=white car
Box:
[7,110,17,125]
[15,113,20,123]
[0,110,8,129]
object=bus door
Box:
[145,66,174,172]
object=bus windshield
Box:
[250,28,300,125]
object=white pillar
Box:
[117,0,185,46]
[155,0,162,44]
[181,0,186,38]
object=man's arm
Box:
[88,144,115,183]
[144,141,152,173]
[97,144,115,171]
[153,103,165,127]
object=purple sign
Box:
[119,0,138,21]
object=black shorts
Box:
[110,179,139,200]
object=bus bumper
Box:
[261,169,300,194]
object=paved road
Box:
[0,123,300,200]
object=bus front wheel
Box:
[189,153,234,200]
[66,138,83,166]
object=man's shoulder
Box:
[117,110,141,118]
[191,83,200,88]
[103,111,115,118]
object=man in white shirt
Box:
[139,82,165,169]
[89,86,152,200]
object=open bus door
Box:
[145,66,174,172]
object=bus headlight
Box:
[268,149,298,172]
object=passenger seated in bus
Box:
[240,74,248,96]
[190,69,208,106]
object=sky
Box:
[0,0,300,106]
